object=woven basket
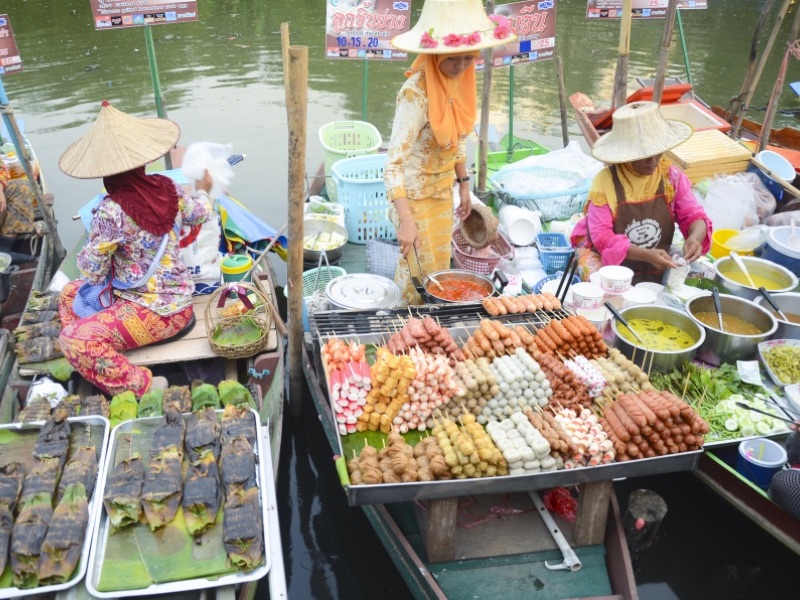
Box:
[205,282,273,359]
[452,229,514,276]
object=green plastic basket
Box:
[284,266,347,299]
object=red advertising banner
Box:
[89,0,199,30]
[325,0,411,61]
[483,0,557,69]
[586,1,707,20]
[0,15,23,75]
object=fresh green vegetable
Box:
[762,345,800,384]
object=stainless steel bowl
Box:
[610,305,705,372]
[422,269,496,304]
[686,293,778,366]
[714,256,798,301]
[303,219,349,266]
[753,291,800,340]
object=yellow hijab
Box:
[406,53,478,148]
[587,159,676,217]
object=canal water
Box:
[2,0,800,597]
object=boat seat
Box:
[150,313,196,346]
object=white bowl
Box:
[756,150,796,182]
[635,282,665,295]
[622,287,657,307]
[598,265,633,294]
[571,282,604,310]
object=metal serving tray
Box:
[0,415,111,599]
[85,409,271,598]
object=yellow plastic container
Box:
[710,229,755,259]
[220,254,253,282]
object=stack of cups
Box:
[498,204,542,247]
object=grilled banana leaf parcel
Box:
[137,388,164,418]
[185,407,221,463]
[220,436,256,497]
[0,462,25,510]
[102,454,144,529]
[14,320,62,341]
[220,403,256,447]
[150,402,186,461]
[55,395,82,418]
[20,309,59,325]
[109,391,138,430]
[0,504,13,579]
[15,335,62,363]
[34,408,71,464]
[21,457,61,500]
[39,483,89,585]
[15,397,52,423]
[81,394,109,418]
[223,485,263,571]
[162,385,192,414]
[57,446,97,503]
[27,291,61,312]
[191,382,220,411]
[10,492,54,588]
[218,379,255,409]
[182,454,221,537]
[141,446,183,531]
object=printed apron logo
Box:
[624,218,662,248]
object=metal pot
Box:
[753,292,800,340]
[686,293,778,366]
[610,305,705,372]
[714,256,798,301]
[411,269,507,305]
[325,273,401,311]
[303,219,349,266]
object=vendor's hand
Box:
[455,185,472,220]
[0,187,6,212]
[397,215,419,259]
[648,248,678,270]
[683,239,703,263]
[195,169,213,194]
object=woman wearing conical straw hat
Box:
[570,101,713,284]
[385,0,515,305]
[56,101,213,398]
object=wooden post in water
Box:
[285,44,308,418]
[556,56,569,148]
[652,0,679,105]
[281,23,291,94]
[623,489,668,554]
[476,0,494,195]
[612,0,633,109]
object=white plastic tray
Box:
[0,415,111,599]
[85,408,271,598]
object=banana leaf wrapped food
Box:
[20,309,59,325]
[220,403,256,447]
[38,483,89,585]
[15,397,52,423]
[185,407,221,463]
[57,446,97,503]
[182,454,221,537]
[81,394,109,418]
[150,402,186,460]
[0,462,25,575]
[109,391,138,430]
[27,291,61,312]
[21,457,62,500]
[102,454,144,529]
[162,385,192,414]
[0,504,12,577]
[15,335,62,364]
[55,395,82,418]
[191,382,221,411]
[13,320,62,341]
[10,492,54,588]
[220,436,256,498]
[137,388,164,418]
[223,485,263,571]
[34,408,71,465]
[218,380,255,409]
[141,445,183,531]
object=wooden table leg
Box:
[419,497,458,563]
[574,479,612,546]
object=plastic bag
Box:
[505,141,605,180]
[698,173,758,230]
[766,210,800,226]
[725,225,769,252]
[739,171,777,222]
[543,487,577,522]
[180,142,235,198]
[181,212,222,286]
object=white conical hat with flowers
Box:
[391,0,516,54]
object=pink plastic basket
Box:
[451,229,514,275]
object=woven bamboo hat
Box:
[391,0,517,55]
[59,100,180,179]
[591,101,693,164]
[459,203,499,249]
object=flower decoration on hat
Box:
[419,14,512,50]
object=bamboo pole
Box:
[285,44,308,419]
[652,0,679,104]
[556,56,569,148]
[612,0,633,109]
[281,23,291,103]
[477,0,494,195]
[731,0,791,139]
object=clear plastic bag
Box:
[725,225,769,252]
[766,210,800,227]
[180,142,235,198]
[739,171,777,223]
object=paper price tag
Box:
[737,360,764,387]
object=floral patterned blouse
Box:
[77,185,211,316]
[384,70,467,203]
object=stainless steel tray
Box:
[85,408,271,598]
[0,415,111,599]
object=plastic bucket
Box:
[221,255,253,282]
[735,438,787,489]
[498,204,541,246]
[710,229,755,259]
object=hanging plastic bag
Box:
[739,171,777,223]
[180,142,235,198]
[766,210,800,227]
[699,173,758,231]
[543,487,577,522]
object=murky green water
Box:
[3,0,799,250]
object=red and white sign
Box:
[586,0,707,20]
[89,0,199,31]
[325,0,411,61]
[0,15,23,75]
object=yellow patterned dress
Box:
[384,70,466,305]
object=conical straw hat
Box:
[59,100,180,179]
[591,101,693,164]
[392,0,517,55]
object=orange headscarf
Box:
[406,53,478,148]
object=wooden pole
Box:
[556,56,569,148]
[285,45,308,419]
[731,0,791,139]
[281,23,291,102]
[476,0,494,195]
[612,0,633,109]
[652,0,679,104]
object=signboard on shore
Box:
[89,0,199,30]
[0,15,23,75]
[586,1,707,19]
[325,0,411,61]
[484,0,557,69]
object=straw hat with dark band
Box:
[591,101,693,164]
[59,100,180,179]
[391,0,517,55]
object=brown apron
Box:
[611,165,675,284]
